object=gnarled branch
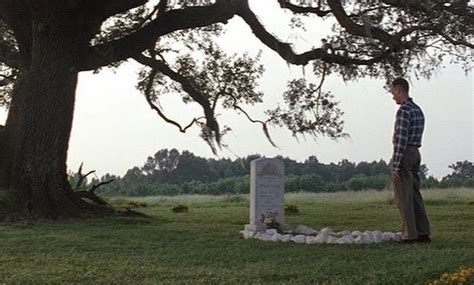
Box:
[380,0,474,25]
[236,1,398,66]
[439,33,474,49]
[276,0,331,16]
[134,52,222,143]
[230,97,278,148]
[73,163,113,206]
[86,0,148,20]
[142,66,200,133]
[79,0,238,71]
[326,0,401,47]
[74,162,96,190]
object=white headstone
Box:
[245,158,286,232]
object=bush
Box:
[171,205,189,213]
[284,204,300,215]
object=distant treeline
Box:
[81,149,473,196]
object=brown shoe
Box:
[400,239,417,244]
[417,235,431,243]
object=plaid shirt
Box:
[392,98,424,172]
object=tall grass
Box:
[109,188,473,206]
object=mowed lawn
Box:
[0,188,473,284]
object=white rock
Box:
[314,232,330,243]
[355,233,373,244]
[291,234,307,243]
[326,235,338,244]
[245,226,403,245]
[371,230,383,243]
[265,229,278,235]
[257,233,273,241]
[365,233,374,244]
[294,225,318,235]
[306,236,318,244]
[371,230,383,237]
[242,230,255,240]
[372,235,383,243]
[394,232,402,241]
[281,234,292,242]
[338,230,351,236]
[271,234,283,242]
[382,232,396,242]
[336,235,355,244]
[320,227,333,235]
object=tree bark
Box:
[1,3,109,219]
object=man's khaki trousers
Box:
[392,146,431,240]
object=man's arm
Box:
[392,108,410,174]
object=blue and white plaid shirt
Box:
[392,98,425,172]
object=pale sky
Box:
[0,1,472,179]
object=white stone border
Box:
[241,225,402,245]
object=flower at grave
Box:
[263,214,279,229]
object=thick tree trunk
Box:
[0,124,5,188]
[1,4,109,219]
[4,70,88,218]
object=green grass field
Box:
[1,188,473,284]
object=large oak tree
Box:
[0,0,472,219]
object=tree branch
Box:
[380,0,474,25]
[79,0,238,71]
[439,33,474,49]
[86,0,148,20]
[142,67,199,133]
[276,0,331,16]
[233,102,278,148]
[0,2,31,68]
[73,163,113,205]
[133,53,222,143]
[89,180,114,194]
[74,162,96,190]
[75,189,109,205]
[157,0,169,17]
[236,1,395,66]
[326,0,401,47]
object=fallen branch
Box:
[75,162,96,190]
[73,163,114,206]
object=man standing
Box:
[390,78,431,244]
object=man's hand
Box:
[392,170,401,181]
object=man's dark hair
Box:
[392,78,409,93]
